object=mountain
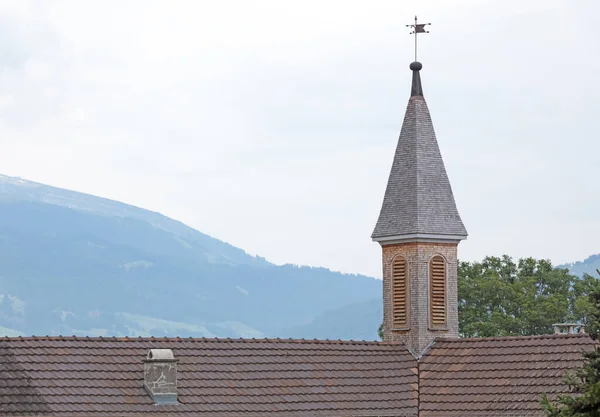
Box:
[280,297,382,341]
[558,254,600,278]
[0,174,381,340]
[0,174,268,268]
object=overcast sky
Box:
[0,0,598,278]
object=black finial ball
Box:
[410,61,423,71]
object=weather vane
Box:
[406,16,431,62]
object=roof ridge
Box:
[2,335,406,346]
[439,333,592,343]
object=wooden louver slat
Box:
[429,255,447,327]
[392,257,408,327]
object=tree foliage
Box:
[459,256,598,337]
[542,269,600,416]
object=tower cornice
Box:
[373,233,467,245]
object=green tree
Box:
[459,256,597,337]
[542,269,600,416]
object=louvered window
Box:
[429,255,447,328]
[391,256,408,328]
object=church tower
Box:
[372,60,467,356]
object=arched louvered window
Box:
[391,256,408,328]
[429,255,447,328]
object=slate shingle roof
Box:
[372,63,468,240]
[420,333,596,417]
[0,336,418,417]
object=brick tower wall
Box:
[381,242,459,355]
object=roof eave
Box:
[372,233,468,245]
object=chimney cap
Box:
[145,348,176,361]
[552,323,585,334]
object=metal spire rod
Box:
[406,15,431,62]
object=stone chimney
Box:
[553,323,585,334]
[143,349,178,405]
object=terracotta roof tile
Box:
[1,334,594,416]
[0,337,418,416]
[419,333,596,417]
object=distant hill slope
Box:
[0,174,380,339]
[279,297,383,341]
[558,254,600,278]
[0,174,267,268]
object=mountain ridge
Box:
[0,173,269,268]
[0,173,381,340]
[557,254,600,278]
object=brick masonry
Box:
[382,242,459,355]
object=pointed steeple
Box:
[372,62,467,243]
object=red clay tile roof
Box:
[0,336,418,417]
[1,333,595,417]
[419,333,596,417]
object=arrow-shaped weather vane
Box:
[406,16,431,62]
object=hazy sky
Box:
[0,0,598,278]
